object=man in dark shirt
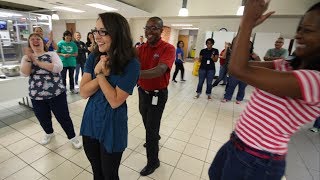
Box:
[135,35,145,48]
[74,32,87,87]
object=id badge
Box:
[152,96,158,105]
[207,60,210,64]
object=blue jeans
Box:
[75,63,84,85]
[213,65,228,86]
[208,140,286,180]
[196,69,215,95]
[31,92,76,139]
[224,76,247,101]
[313,117,320,128]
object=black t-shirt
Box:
[74,40,87,64]
[199,48,219,70]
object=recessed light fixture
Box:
[178,0,189,17]
[182,27,199,30]
[53,6,85,13]
[86,3,118,11]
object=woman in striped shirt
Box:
[209,1,320,180]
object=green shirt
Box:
[265,48,288,59]
[57,40,78,67]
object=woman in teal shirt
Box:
[57,30,78,94]
[79,12,140,180]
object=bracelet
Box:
[95,72,104,76]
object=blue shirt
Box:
[44,38,54,52]
[80,53,140,153]
[175,47,184,64]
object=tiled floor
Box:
[0,62,318,180]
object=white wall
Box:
[52,16,300,57]
[52,19,97,44]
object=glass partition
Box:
[0,9,52,65]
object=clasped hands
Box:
[94,54,110,77]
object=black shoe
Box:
[172,80,177,83]
[181,79,186,82]
[140,161,160,176]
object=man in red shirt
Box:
[137,17,175,176]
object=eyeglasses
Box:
[275,41,283,43]
[91,29,109,36]
[144,26,161,31]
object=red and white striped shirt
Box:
[235,59,320,155]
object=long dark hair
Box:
[177,41,184,48]
[87,32,93,44]
[289,2,320,71]
[94,12,136,74]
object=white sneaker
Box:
[40,133,54,145]
[70,136,83,149]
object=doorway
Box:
[178,35,189,58]
[66,23,76,36]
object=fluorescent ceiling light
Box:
[53,6,85,13]
[171,24,193,27]
[86,3,118,11]
[0,12,23,17]
[51,14,60,20]
[237,6,244,16]
[182,27,199,30]
[178,8,188,17]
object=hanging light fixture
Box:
[237,0,246,16]
[51,13,59,20]
[178,0,188,17]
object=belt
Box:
[230,133,286,161]
[138,87,167,95]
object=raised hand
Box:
[100,55,110,76]
[242,0,275,28]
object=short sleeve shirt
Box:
[199,48,219,70]
[57,40,78,67]
[175,48,184,64]
[80,53,140,153]
[137,40,175,91]
[265,48,289,59]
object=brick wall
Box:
[161,26,171,42]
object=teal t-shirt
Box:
[57,40,78,67]
[80,53,140,153]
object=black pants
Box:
[61,67,75,90]
[83,136,123,180]
[31,92,76,139]
[172,62,185,80]
[138,87,168,165]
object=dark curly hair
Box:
[93,12,137,74]
[289,2,320,71]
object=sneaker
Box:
[70,89,79,94]
[172,80,177,83]
[236,101,241,104]
[208,96,212,101]
[40,133,54,145]
[181,79,186,82]
[221,99,229,103]
[194,94,200,99]
[70,136,83,149]
[75,84,79,89]
[310,127,319,133]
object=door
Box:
[66,23,76,37]
[178,35,189,58]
